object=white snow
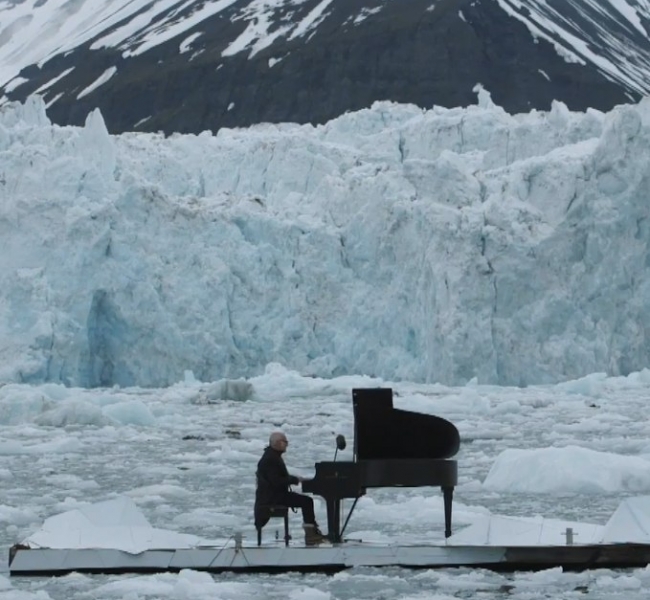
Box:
[0,0,369,88]
[222,0,300,58]
[119,0,241,59]
[0,0,162,86]
[446,513,605,546]
[602,496,650,543]
[287,0,334,41]
[22,496,212,553]
[484,446,650,493]
[496,0,650,94]
[77,67,118,99]
[33,67,75,95]
[179,32,203,54]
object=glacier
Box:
[1,91,649,388]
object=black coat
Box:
[255,446,299,508]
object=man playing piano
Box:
[254,431,327,546]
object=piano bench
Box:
[256,506,291,546]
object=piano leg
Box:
[326,499,342,543]
[442,486,454,538]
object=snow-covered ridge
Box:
[0,0,356,87]
[496,0,650,96]
[1,93,650,388]
[2,0,650,99]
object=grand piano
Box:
[302,388,460,543]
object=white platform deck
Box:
[10,496,650,575]
[11,539,650,575]
[9,542,509,574]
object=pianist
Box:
[254,431,327,546]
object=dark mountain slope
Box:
[2,0,645,134]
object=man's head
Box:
[269,431,289,453]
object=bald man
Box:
[254,431,326,546]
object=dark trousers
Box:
[279,491,316,525]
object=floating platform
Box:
[9,496,650,576]
[10,539,650,576]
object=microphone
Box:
[333,434,347,461]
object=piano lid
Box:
[352,388,460,461]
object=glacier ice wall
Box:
[1,93,649,387]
